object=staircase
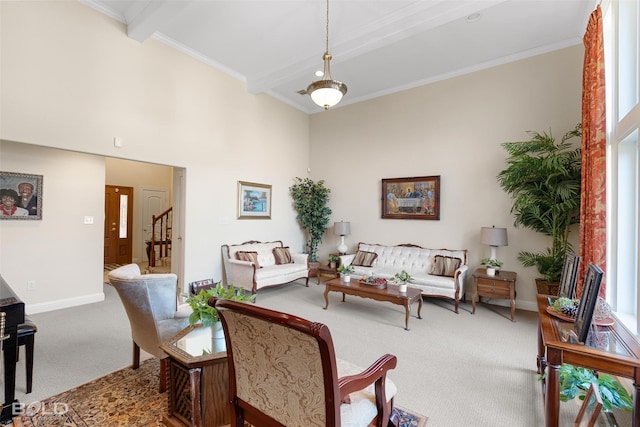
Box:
[147,207,172,273]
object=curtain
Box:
[577,5,607,298]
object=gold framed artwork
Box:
[0,171,43,220]
[238,181,271,219]
[381,175,440,220]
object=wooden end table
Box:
[160,324,230,427]
[472,268,517,321]
[323,277,422,330]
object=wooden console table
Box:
[536,294,640,427]
[160,324,230,427]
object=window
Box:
[604,0,640,334]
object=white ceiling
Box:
[81,0,596,114]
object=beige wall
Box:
[1,1,309,312]
[1,1,583,313]
[310,46,583,309]
[0,142,106,311]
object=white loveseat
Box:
[340,242,468,313]
[221,240,310,294]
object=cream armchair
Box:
[108,263,189,392]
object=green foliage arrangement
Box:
[289,177,332,263]
[556,364,632,412]
[395,270,412,283]
[481,258,503,268]
[328,254,340,264]
[185,282,255,327]
[497,124,582,283]
[337,264,354,274]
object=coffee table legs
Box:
[403,296,423,330]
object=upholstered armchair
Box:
[213,298,398,427]
[108,263,189,392]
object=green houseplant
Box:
[552,364,632,412]
[496,124,582,286]
[337,264,354,275]
[481,258,503,269]
[289,177,332,262]
[328,254,340,268]
[185,282,255,327]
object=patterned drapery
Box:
[577,5,607,298]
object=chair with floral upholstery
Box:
[213,298,398,427]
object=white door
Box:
[141,188,169,264]
[172,168,186,296]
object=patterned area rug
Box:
[14,358,427,426]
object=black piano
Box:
[0,275,25,424]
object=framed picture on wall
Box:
[0,171,43,220]
[238,181,271,219]
[381,175,440,220]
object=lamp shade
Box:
[480,226,508,247]
[334,221,351,236]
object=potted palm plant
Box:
[497,124,582,294]
[289,177,332,269]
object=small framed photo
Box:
[238,181,271,219]
[574,381,603,427]
[575,264,604,343]
[381,175,440,220]
[0,171,43,220]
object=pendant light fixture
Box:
[306,0,347,110]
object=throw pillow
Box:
[429,255,461,277]
[273,247,293,265]
[236,251,261,268]
[351,250,378,267]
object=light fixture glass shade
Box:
[480,226,508,247]
[309,83,346,110]
[334,221,351,236]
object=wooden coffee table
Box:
[323,278,423,330]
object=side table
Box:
[472,268,517,321]
[160,324,230,427]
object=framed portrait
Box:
[381,175,440,220]
[574,264,604,343]
[0,171,43,220]
[237,181,271,219]
[574,381,603,427]
[558,252,581,299]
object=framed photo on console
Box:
[574,264,604,343]
[574,381,603,427]
[558,252,580,299]
[381,175,440,220]
[238,181,271,219]
[0,171,43,220]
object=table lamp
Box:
[334,221,351,254]
[480,226,508,260]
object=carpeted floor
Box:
[13,358,427,426]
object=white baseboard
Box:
[25,292,105,315]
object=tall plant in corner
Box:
[289,177,332,262]
[497,124,582,283]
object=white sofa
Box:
[340,242,468,313]
[221,240,310,294]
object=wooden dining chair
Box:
[213,298,398,427]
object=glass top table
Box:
[161,323,227,366]
[536,294,640,427]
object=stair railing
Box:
[149,207,172,268]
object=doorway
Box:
[104,185,134,265]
